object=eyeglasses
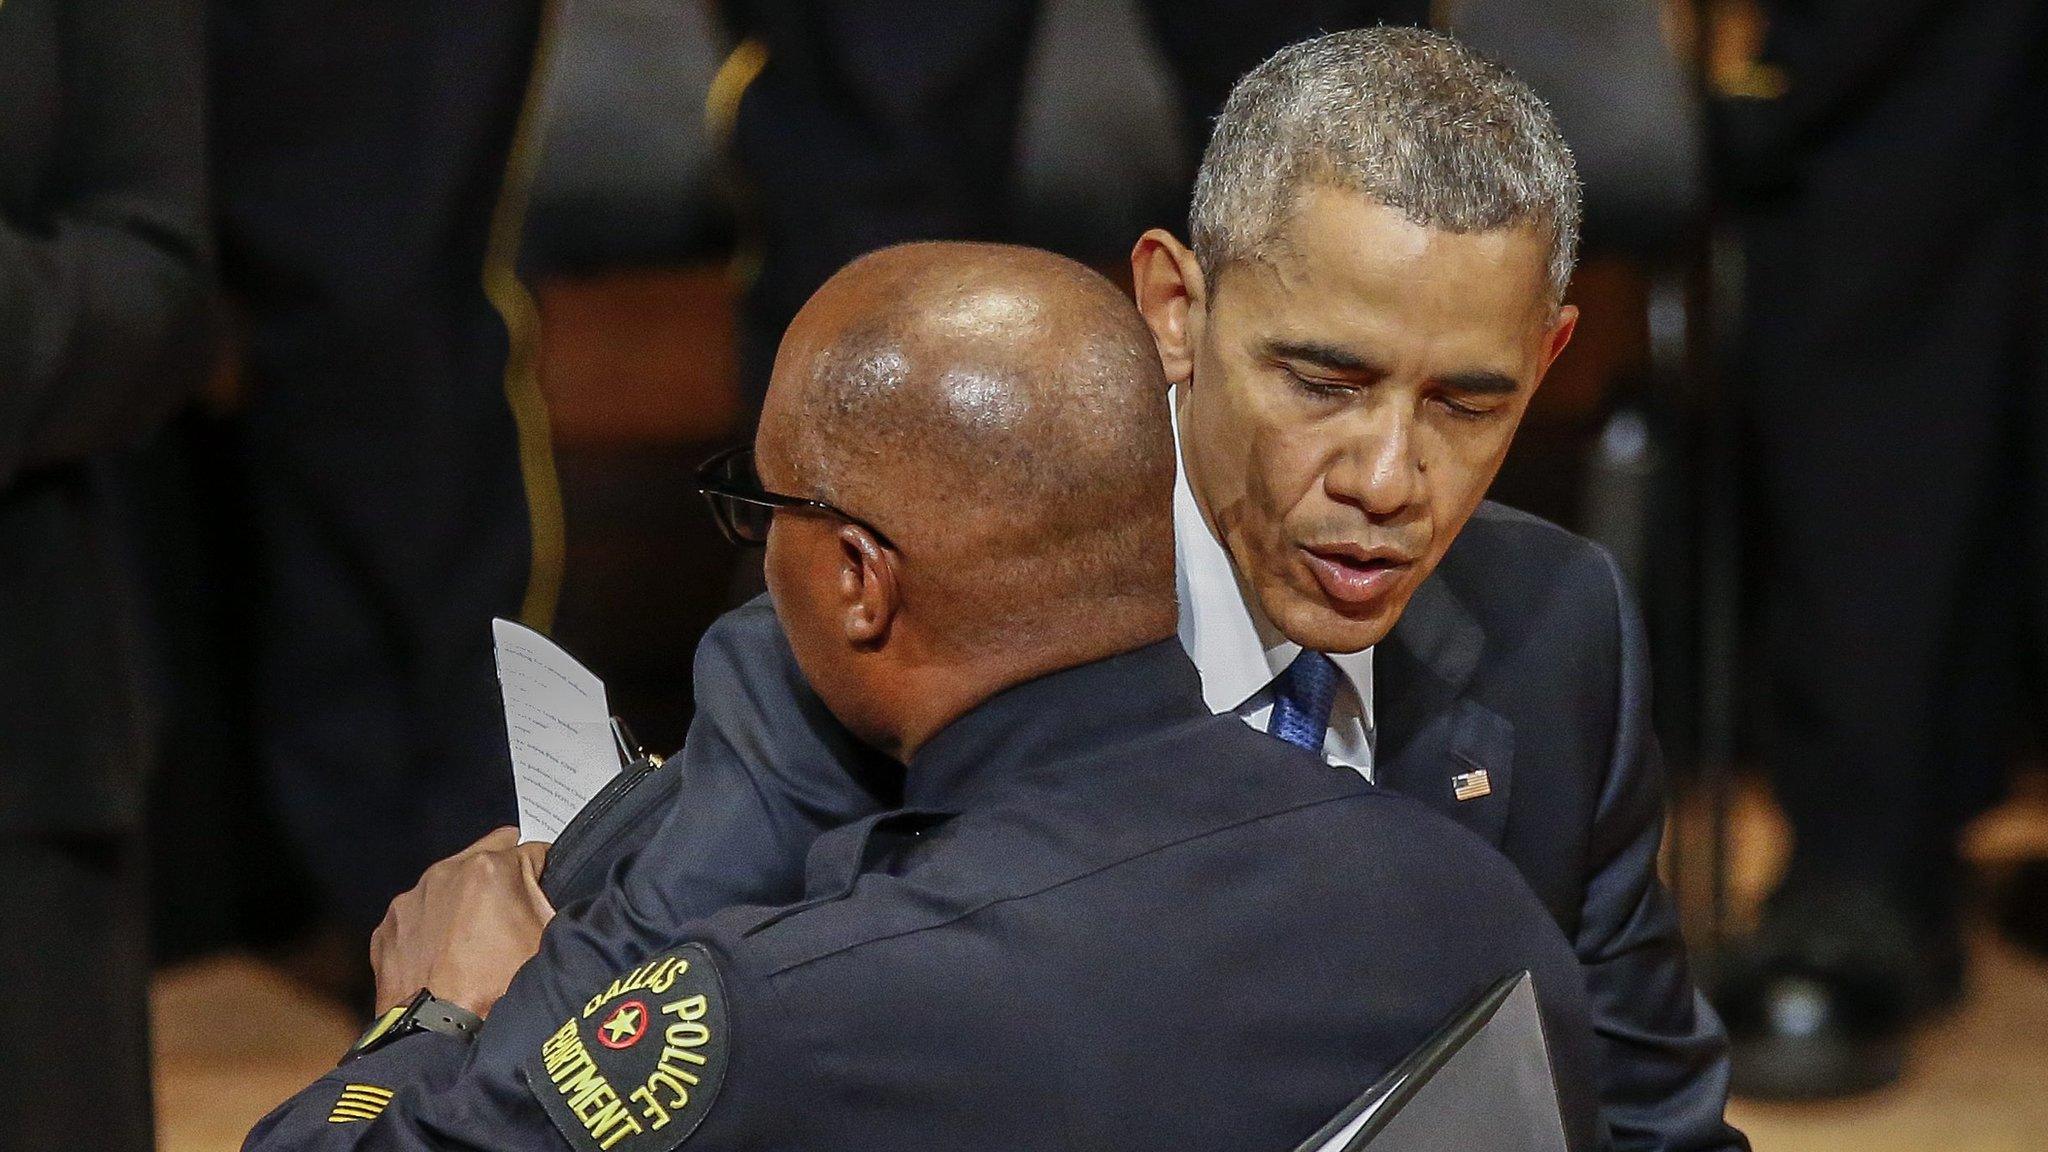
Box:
[693,444,897,549]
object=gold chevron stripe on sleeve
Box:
[327,1083,397,1123]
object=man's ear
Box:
[1538,304,1580,379]
[1130,229,1206,387]
[837,525,898,648]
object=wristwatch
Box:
[342,988,484,1063]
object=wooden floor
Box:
[154,790,2048,1152]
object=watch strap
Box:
[343,989,483,1063]
[408,993,484,1040]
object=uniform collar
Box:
[903,638,1208,812]
[1171,390,1375,718]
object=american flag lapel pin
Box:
[1451,769,1492,802]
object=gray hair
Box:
[1189,26,1582,301]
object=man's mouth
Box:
[1299,544,1413,609]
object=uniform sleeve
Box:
[614,597,896,922]
[241,599,881,1151]
[1574,548,1746,1152]
[0,0,212,485]
[242,905,797,1152]
[241,1032,474,1152]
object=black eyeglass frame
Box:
[693,443,897,550]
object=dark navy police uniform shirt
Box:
[532,509,1744,1152]
[247,640,1603,1152]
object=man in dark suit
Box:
[1711,0,2048,1101]
[247,241,1605,1152]
[0,0,211,1146]
[362,28,1738,1151]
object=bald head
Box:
[770,243,1165,508]
[757,242,1176,750]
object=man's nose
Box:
[1324,407,1422,519]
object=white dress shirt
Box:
[1171,399,1376,780]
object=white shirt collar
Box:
[1171,389,1376,720]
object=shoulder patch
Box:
[524,943,730,1152]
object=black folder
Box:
[1290,971,1569,1152]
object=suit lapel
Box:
[1374,576,1515,847]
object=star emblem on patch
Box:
[599,1001,649,1050]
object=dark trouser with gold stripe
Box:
[210,0,551,935]
[726,0,1431,405]
[0,833,152,1152]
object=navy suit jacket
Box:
[0,0,210,834]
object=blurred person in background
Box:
[203,0,553,992]
[722,0,1430,406]
[0,0,212,1146]
[1712,0,2048,1101]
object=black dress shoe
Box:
[1711,882,1960,1102]
[1715,955,1911,1100]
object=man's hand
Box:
[370,826,555,1018]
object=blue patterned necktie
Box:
[1269,650,1341,754]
